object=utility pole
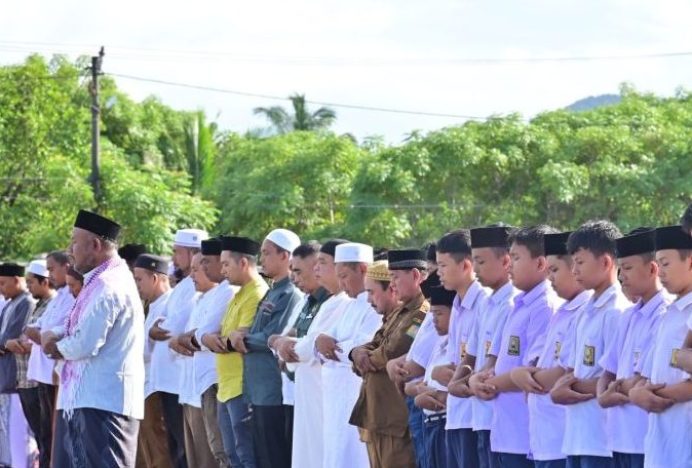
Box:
[89,47,105,209]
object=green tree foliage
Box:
[207,131,361,241]
[2,54,690,257]
[0,55,217,259]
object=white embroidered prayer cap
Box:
[265,229,301,254]
[174,229,208,248]
[334,243,374,264]
[27,259,49,277]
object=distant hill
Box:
[565,94,621,112]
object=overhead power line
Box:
[106,72,509,120]
[1,40,691,66]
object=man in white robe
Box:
[315,242,382,468]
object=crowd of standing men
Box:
[0,203,691,468]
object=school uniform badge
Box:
[508,336,520,356]
[583,345,595,366]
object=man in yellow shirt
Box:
[201,236,268,468]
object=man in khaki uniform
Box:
[349,249,430,468]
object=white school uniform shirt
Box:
[143,290,173,397]
[468,281,517,431]
[490,280,556,455]
[641,291,692,468]
[54,263,145,419]
[423,336,449,416]
[278,293,307,406]
[599,290,669,455]
[407,313,438,369]
[149,275,197,395]
[528,290,590,461]
[26,286,76,384]
[560,284,631,457]
[291,292,350,468]
[319,292,381,468]
[178,281,234,407]
[446,281,487,430]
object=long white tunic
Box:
[290,292,351,468]
[319,291,382,468]
[178,281,234,407]
[26,286,75,384]
[149,275,197,395]
[143,290,173,397]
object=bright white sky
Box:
[1,0,691,142]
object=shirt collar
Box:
[271,276,291,290]
[562,290,591,311]
[356,290,369,303]
[633,290,667,318]
[592,283,620,309]
[458,280,484,311]
[671,290,692,312]
[514,280,549,309]
[489,281,515,306]
[402,292,426,312]
[310,286,331,303]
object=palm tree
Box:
[253,94,336,134]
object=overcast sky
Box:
[1,0,691,142]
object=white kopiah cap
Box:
[265,228,301,254]
[174,229,208,248]
[27,260,49,277]
[334,243,374,264]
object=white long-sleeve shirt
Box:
[178,281,234,407]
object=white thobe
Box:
[319,291,382,468]
[149,275,197,395]
[290,292,351,468]
[143,290,173,397]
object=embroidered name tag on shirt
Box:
[508,336,520,356]
[583,345,595,366]
[670,348,680,367]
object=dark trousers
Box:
[423,415,447,468]
[37,383,57,468]
[492,452,533,468]
[535,460,567,468]
[251,405,290,468]
[407,396,426,468]
[158,391,188,468]
[283,405,293,462]
[566,455,614,468]
[446,428,478,468]
[613,453,643,468]
[53,408,139,468]
[17,387,42,463]
[477,430,500,468]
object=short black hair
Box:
[230,251,257,266]
[567,220,622,257]
[682,203,692,233]
[509,225,559,258]
[436,230,472,262]
[47,251,70,265]
[66,267,84,283]
[293,242,321,259]
[424,242,437,262]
